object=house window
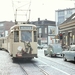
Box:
[34,31,37,42]
[67,10,72,14]
[39,28,42,33]
[45,28,47,34]
[0,23,4,26]
[58,11,64,16]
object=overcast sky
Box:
[0,0,75,22]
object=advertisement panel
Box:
[48,36,55,45]
[48,26,56,35]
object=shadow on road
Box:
[12,58,36,63]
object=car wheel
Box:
[45,54,47,56]
[74,57,75,61]
[44,51,47,56]
[49,54,52,57]
[61,54,62,56]
[63,54,67,61]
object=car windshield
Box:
[53,44,62,49]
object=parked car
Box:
[44,44,63,57]
[37,44,43,49]
[42,44,48,49]
[37,44,48,49]
[62,46,75,61]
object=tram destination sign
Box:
[20,26,32,30]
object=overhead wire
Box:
[11,0,32,22]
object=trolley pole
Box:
[15,9,17,24]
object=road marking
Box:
[35,58,49,66]
[35,58,70,75]
[39,65,49,67]
[51,66,70,75]
[39,55,75,70]
[34,59,50,75]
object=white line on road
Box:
[39,55,75,70]
[51,66,70,75]
[35,58,70,75]
[35,58,49,66]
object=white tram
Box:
[0,37,5,49]
[2,23,38,60]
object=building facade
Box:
[0,21,14,37]
[0,20,56,45]
[31,18,56,45]
[55,8,75,35]
[59,13,75,47]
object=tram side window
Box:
[14,31,19,42]
[34,31,37,42]
[3,39,4,43]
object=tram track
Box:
[38,56,75,70]
[19,61,50,75]
[36,56,75,75]
[19,63,29,75]
[33,63,50,75]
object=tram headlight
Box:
[16,46,23,57]
[17,46,23,52]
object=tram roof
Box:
[10,24,36,30]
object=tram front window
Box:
[21,31,32,42]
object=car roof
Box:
[49,43,61,46]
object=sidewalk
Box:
[0,50,24,75]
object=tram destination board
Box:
[20,26,32,30]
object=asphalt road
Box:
[37,49,75,75]
[0,49,75,75]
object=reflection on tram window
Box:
[14,31,19,42]
[21,31,32,42]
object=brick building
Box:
[0,21,15,37]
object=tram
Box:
[0,37,5,49]
[1,23,38,60]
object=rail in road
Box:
[36,55,75,75]
[19,61,50,75]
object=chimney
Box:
[45,19,47,21]
[38,18,40,22]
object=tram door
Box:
[10,32,13,55]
